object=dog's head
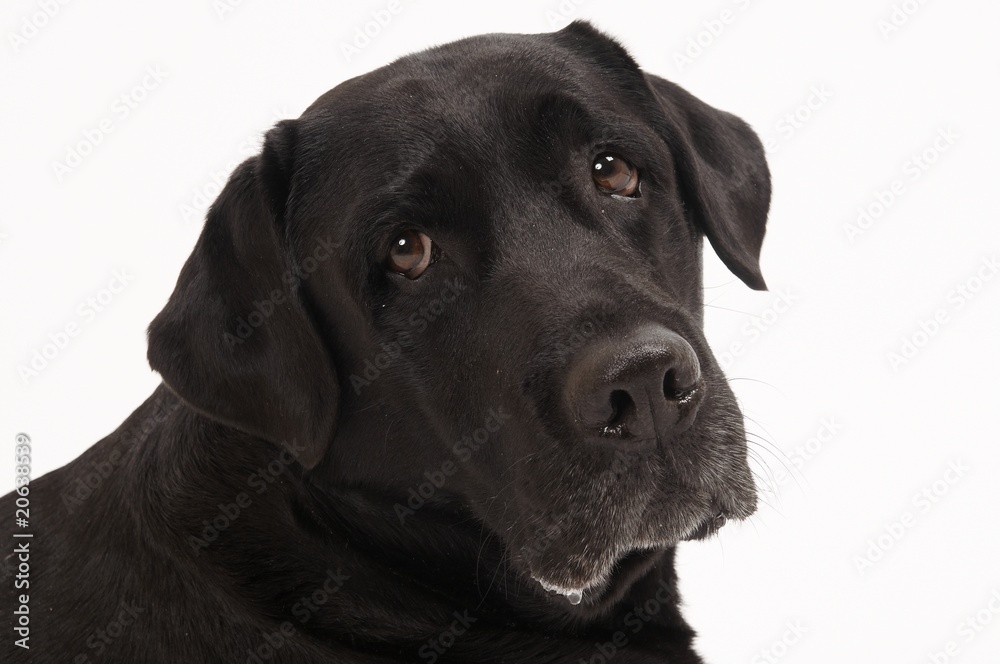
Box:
[148,22,768,611]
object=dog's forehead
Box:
[290,29,664,245]
[305,32,616,148]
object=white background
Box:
[3,1,999,662]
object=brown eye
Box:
[592,152,640,197]
[387,229,437,279]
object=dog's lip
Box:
[533,578,587,605]
[529,545,662,607]
[526,557,608,605]
[523,495,749,605]
[682,510,729,541]
[681,492,756,540]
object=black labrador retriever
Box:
[2,21,769,663]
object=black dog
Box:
[2,21,769,663]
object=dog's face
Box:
[148,22,769,611]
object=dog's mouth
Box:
[534,578,587,606]
[682,507,731,542]
[517,488,754,607]
[492,332,758,609]
[528,545,663,606]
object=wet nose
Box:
[563,324,704,451]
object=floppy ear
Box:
[147,120,339,468]
[554,21,771,290]
[643,74,771,290]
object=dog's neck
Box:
[111,385,699,661]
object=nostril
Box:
[663,367,698,401]
[663,369,685,401]
[663,369,680,400]
[601,390,635,439]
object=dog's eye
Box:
[387,229,437,279]
[592,152,640,197]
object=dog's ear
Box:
[147,120,338,468]
[554,21,771,290]
[643,74,771,290]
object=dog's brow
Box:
[530,92,647,154]
[533,94,602,139]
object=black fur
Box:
[2,21,769,663]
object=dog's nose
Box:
[564,324,703,450]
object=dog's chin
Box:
[515,498,746,608]
[523,542,663,608]
[526,545,662,607]
[513,479,758,608]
